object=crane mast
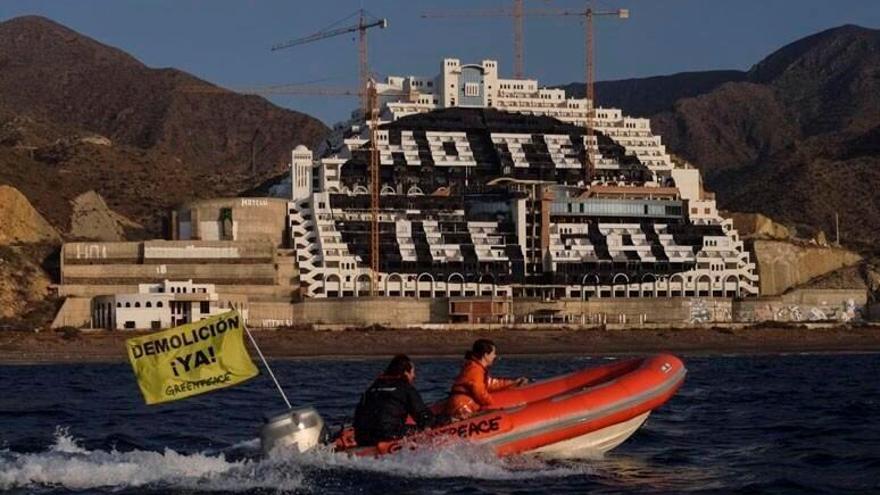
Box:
[271,10,387,121]
[368,85,380,294]
[270,10,389,295]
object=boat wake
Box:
[0,427,592,493]
[0,427,300,493]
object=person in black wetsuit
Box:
[353,354,435,446]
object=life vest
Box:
[446,359,516,420]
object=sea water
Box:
[1,354,878,494]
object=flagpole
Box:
[243,323,292,410]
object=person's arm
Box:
[487,375,519,392]
[405,385,435,429]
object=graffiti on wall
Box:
[735,299,864,323]
[688,299,710,323]
[74,244,107,260]
[688,298,733,324]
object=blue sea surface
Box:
[1,354,878,494]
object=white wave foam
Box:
[1,429,593,492]
[271,442,593,480]
[0,429,301,492]
[50,426,88,454]
[227,437,261,451]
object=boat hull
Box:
[531,412,650,458]
[337,353,686,458]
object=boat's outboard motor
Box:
[260,406,325,456]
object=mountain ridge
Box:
[0,15,330,236]
[565,23,880,249]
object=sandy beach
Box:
[1,324,879,364]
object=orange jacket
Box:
[446,358,517,420]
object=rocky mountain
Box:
[0,186,57,323]
[560,70,747,118]
[566,25,880,251]
[0,15,329,235]
[0,185,60,245]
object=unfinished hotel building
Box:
[281,58,758,300]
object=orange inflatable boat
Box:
[334,353,686,458]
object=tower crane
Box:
[422,2,628,183]
[269,10,390,295]
[552,5,629,184]
[271,10,387,115]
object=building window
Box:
[134,302,141,308]
[125,302,131,308]
[157,301,164,308]
[146,301,152,308]
[200,301,210,313]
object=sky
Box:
[1,0,878,125]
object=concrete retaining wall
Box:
[63,240,276,265]
[52,292,873,329]
[64,263,275,285]
[733,288,867,322]
[510,297,733,324]
[244,297,735,327]
[63,242,141,263]
[246,298,449,327]
[753,240,862,296]
[51,297,92,328]
[62,263,278,285]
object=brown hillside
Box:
[0,111,240,234]
[0,244,54,320]
[0,185,59,245]
[0,15,329,236]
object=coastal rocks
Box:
[69,190,142,241]
[752,240,862,296]
[0,185,60,245]
[724,211,791,240]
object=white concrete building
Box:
[92,280,233,330]
[278,57,758,300]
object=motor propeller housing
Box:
[260,406,325,455]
